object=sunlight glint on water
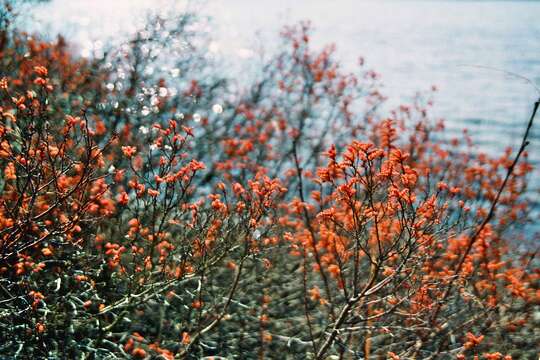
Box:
[31,0,540,189]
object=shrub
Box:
[0,4,538,359]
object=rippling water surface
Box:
[31,0,540,180]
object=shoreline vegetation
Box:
[0,2,538,359]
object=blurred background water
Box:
[29,0,540,182]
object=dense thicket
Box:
[0,3,538,359]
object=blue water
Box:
[30,0,540,162]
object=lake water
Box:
[30,0,540,166]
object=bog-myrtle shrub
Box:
[0,3,538,359]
